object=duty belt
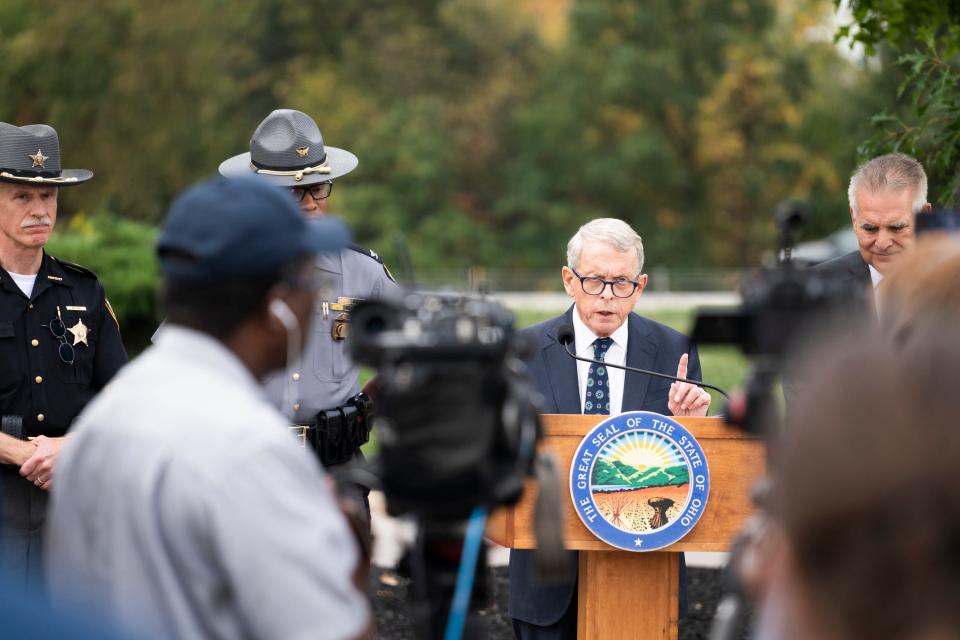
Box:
[290,393,374,467]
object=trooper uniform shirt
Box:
[265,245,399,422]
[0,252,127,589]
[0,253,127,437]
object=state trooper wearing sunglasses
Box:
[0,122,127,590]
[220,110,399,513]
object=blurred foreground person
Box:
[754,325,960,640]
[45,177,370,639]
[0,122,127,590]
[875,234,960,333]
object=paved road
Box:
[492,291,739,312]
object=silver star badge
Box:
[29,148,49,168]
[67,318,89,347]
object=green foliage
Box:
[838,0,960,205]
[46,211,159,351]
[1,1,891,270]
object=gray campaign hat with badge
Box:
[218,109,358,188]
[0,122,93,185]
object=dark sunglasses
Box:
[46,307,75,365]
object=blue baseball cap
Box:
[157,175,349,281]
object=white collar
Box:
[868,264,884,289]
[571,308,629,356]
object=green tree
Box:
[838,0,960,205]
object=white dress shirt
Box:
[572,311,629,415]
[868,264,884,288]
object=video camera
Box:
[693,201,870,640]
[690,201,867,433]
[348,291,562,639]
[349,291,541,520]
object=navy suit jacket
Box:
[509,308,702,625]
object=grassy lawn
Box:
[361,306,748,454]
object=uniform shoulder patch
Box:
[53,257,99,280]
[347,244,396,283]
[105,298,120,330]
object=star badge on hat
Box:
[29,148,48,168]
[67,317,89,347]
[0,123,93,185]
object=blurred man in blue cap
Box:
[44,176,371,640]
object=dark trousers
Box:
[0,466,48,593]
[512,595,578,640]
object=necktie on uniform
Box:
[584,337,613,414]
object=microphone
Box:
[556,324,730,399]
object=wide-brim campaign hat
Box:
[0,122,93,186]
[218,109,358,188]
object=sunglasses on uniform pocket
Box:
[44,307,75,365]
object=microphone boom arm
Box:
[560,340,730,400]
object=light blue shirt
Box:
[46,326,368,640]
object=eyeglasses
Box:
[570,268,641,298]
[289,181,333,203]
[46,306,75,364]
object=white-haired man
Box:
[814,153,931,304]
[509,218,710,639]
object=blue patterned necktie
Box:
[584,337,614,414]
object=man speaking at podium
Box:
[509,218,710,639]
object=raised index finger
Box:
[676,353,689,380]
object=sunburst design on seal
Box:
[29,148,49,168]
[599,432,685,470]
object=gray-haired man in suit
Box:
[509,218,710,639]
[813,153,931,314]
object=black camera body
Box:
[692,200,868,360]
[691,259,868,359]
[690,202,868,436]
[349,292,541,521]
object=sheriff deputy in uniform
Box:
[0,122,127,590]
[219,109,399,503]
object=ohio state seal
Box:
[570,411,710,551]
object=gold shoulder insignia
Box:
[105,298,120,330]
[346,244,396,283]
[382,263,396,283]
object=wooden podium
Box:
[486,415,765,640]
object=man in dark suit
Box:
[509,218,710,639]
[813,153,931,315]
